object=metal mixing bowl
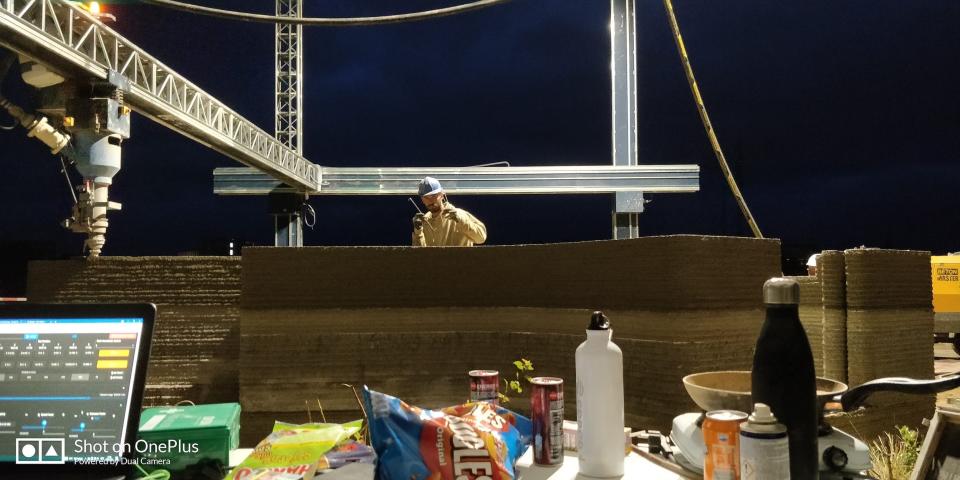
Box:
[682,370,848,413]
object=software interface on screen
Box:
[0,316,145,462]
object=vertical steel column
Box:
[270,192,304,247]
[273,0,304,246]
[274,209,302,247]
[610,0,641,239]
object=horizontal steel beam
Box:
[213,165,700,195]
[0,0,319,191]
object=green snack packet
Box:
[224,420,362,480]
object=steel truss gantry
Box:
[2,0,697,247]
[0,0,320,192]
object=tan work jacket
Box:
[412,203,487,247]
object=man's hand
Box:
[442,208,466,223]
[412,213,425,230]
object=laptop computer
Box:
[0,303,155,479]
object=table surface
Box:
[514,449,685,480]
[229,448,687,480]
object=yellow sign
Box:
[98,349,129,358]
[96,360,128,369]
[932,256,960,312]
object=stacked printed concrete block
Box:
[768,249,933,442]
[836,248,934,442]
[26,257,242,406]
[819,251,848,383]
[239,235,781,444]
[790,275,824,375]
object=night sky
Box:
[1,1,959,294]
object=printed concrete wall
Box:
[840,248,934,442]
[797,248,935,442]
[239,235,782,444]
[26,257,241,406]
[23,242,934,446]
[819,250,848,382]
[790,275,824,375]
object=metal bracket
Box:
[615,191,645,213]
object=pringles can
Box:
[703,409,748,480]
[468,370,499,404]
[530,377,564,466]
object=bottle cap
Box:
[749,403,778,424]
[763,277,800,305]
[588,311,610,330]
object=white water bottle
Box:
[576,311,625,478]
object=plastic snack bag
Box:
[226,420,363,480]
[362,387,531,480]
[316,440,377,472]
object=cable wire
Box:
[302,202,316,229]
[469,161,511,167]
[662,0,764,239]
[136,0,513,26]
[60,156,78,204]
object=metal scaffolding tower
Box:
[273,0,305,246]
[275,0,303,154]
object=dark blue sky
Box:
[2,1,959,269]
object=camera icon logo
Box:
[16,438,65,464]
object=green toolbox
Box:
[137,402,241,475]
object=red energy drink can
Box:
[703,409,748,480]
[468,370,499,404]
[530,377,564,466]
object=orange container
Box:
[703,410,748,480]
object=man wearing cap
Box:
[806,253,820,276]
[413,177,487,247]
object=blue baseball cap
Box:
[418,177,443,196]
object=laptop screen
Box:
[0,305,154,466]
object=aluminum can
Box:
[468,370,499,404]
[530,376,564,466]
[739,404,789,480]
[703,410,748,480]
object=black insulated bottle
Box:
[751,277,819,480]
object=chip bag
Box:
[316,440,377,472]
[363,387,532,480]
[225,420,363,480]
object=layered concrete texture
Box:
[839,248,934,442]
[240,235,782,444]
[789,275,824,375]
[23,241,934,447]
[791,248,935,442]
[819,250,848,383]
[27,257,241,406]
